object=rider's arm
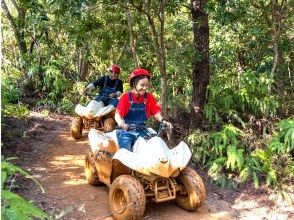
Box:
[83,83,95,94]
[115,91,122,98]
[148,94,172,128]
[86,83,95,90]
[116,93,130,117]
[154,112,164,122]
[116,80,123,97]
[115,93,130,130]
[84,77,104,94]
[154,112,173,128]
[115,112,129,130]
[92,76,105,88]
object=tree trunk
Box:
[269,0,287,117]
[2,0,27,71]
[145,0,168,116]
[78,43,90,81]
[190,0,210,129]
[128,0,168,115]
[124,1,139,68]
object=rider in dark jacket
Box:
[84,64,123,107]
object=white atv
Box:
[84,124,206,220]
[70,99,116,139]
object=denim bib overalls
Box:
[116,92,152,151]
[95,77,119,107]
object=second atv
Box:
[70,99,116,139]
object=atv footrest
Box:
[154,178,176,203]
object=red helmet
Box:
[108,64,121,74]
[129,68,150,86]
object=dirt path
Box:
[2,113,293,220]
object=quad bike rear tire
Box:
[176,166,206,211]
[103,117,116,132]
[109,175,146,220]
[84,151,103,186]
[70,116,83,139]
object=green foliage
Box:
[206,70,279,126]
[1,190,50,220]
[1,159,50,220]
[1,159,29,187]
[1,67,22,104]
[26,63,70,104]
[190,118,294,188]
[189,124,250,187]
[56,97,75,114]
[2,101,30,119]
[1,80,22,104]
[1,66,30,119]
[270,118,294,154]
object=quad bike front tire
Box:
[109,175,146,220]
[103,117,116,132]
[84,151,103,186]
[176,166,206,211]
[70,116,83,139]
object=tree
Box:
[190,0,210,128]
[2,0,28,72]
[128,0,169,115]
[124,0,139,68]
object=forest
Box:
[1,0,293,219]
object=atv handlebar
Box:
[115,122,171,137]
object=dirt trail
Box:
[2,113,293,220]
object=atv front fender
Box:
[112,137,192,178]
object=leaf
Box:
[1,190,51,220]
[284,127,294,152]
[2,161,45,193]
[239,167,249,182]
[226,145,237,171]
[1,171,8,189]
[252,172,259,188]
[266,169,277,186]
[236,149,244,171]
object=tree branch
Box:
[1,0,18,32]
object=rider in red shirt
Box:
[116,91,161,118]
[115,68,172,151]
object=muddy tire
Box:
[70,116,83,139]
[103,117,116,132]
[176,167,206,211]
[84,151,102,186]
[109,175,146,220]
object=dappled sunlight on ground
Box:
[232,191,294,219]
[49,155,84,167]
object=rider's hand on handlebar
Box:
[162,120,173,129]
[109,93,116,98]
[82,88,90,95]
[120,122,130,131]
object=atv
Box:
[84,124,206,220]
[70,98,117,139]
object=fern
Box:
[1,159,49,219]
[270,118,294,153]
[2,190,50,220]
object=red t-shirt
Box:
[116,92,161,118]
